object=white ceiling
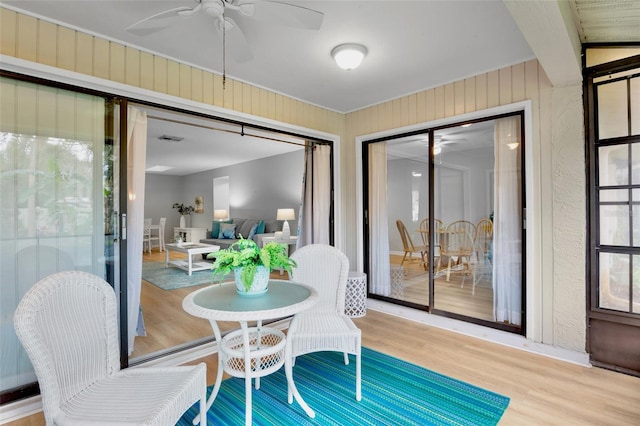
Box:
[3,0,536,113]
[138,105,304,176]
[3,0,637,174]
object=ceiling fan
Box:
[125,0,324,63]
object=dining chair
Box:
[158,217,167,252]
[14,271,207,425]
[437,220,476,284]
[396,219,428,271]
[472,218,494,292]
[148,219,162,253]
[286,244,362,415]
[475,218,493,264]
[143,218,152,254]
[418,218,444,255]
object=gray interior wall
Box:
[143,174,184,243]
[386,149,493,254]
[387,158,425,253]
[438,147,494,224]
[145,150,304,241]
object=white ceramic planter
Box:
[234,265,269,296]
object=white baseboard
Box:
[367,299,590,366]
[0,395,42,424]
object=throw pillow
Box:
[218,223,237,239]
[247,223,259,240]
[255,220,265,234]
[211,219,231,238]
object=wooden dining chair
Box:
[396,220,428,271]
[418,218,444,254]
[437,220,476,283]
[475,218,493,264]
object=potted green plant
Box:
[209,237,297,296]
[173,203,195,228]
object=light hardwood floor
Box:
[6,250,639,424]
[7,309,640,425]
[389,253,497,323]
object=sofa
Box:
[199,217,288,250]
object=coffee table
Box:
[164,243,219,276]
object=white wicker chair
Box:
[285,244,361,418]
[13,271,207,425]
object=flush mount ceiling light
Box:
[331,43,367,70]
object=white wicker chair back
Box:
[14,271,207,425]
[14,271,120,423]
[290,244,349,314]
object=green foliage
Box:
[209,236,297,291]
[172,203,195,215]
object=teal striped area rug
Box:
[178,347,509,425]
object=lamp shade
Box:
[276,208,295,221]
[331,43,367,70]
[214,209,228,220]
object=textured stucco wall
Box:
[550,83,586,351]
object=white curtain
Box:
[493,117,522,326]
[370,143,391,295]
[298,144,331,246]
[126,107,147,354]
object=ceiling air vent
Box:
[158,135,183,142]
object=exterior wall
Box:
[0,8,587,352]
[344,62,586,352]
[550,84,585,350]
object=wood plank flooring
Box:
[6,250,639,424]
[6,310,640,425]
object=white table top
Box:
[165,243,219,254]
[182,280,317,322]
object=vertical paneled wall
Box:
[343,59,551,263]
[0,8,345,137]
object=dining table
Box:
[182,279,318,425]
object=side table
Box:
[345,271,367,317]
[182,280,318,425]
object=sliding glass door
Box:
[0,75,120,402]
[365,135,430,306]
[364,113,524,333]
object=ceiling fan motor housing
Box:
[202,0,225,18]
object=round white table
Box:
[183,280,318,425]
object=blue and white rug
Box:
[178,347,510,425]
[141,261,214,291]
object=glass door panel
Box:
[433,120,497,322]
[0,76,118,401]
[367,136,430,307]
[365,114,524,332]
[431,115,523,330]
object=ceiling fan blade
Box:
[242,0,324,30]
[217,17,254,63]
[126,6,195,36]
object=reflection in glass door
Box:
[365,113,524,333]
[0,75,119,403]
[366,135,430,308]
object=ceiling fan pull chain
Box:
[222,8,227,90]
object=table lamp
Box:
[276,208,295,239]
[214,209,228,220]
